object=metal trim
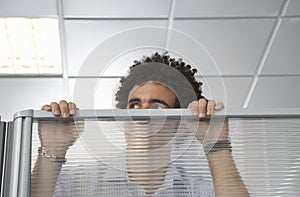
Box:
[31,108,300,120]
[13,110,34,120]
[18,117,32,197]
[8,118,23,197]
[1,122,14,197]
[3,117,33,197]
[0,121,6,195]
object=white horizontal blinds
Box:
[31,119,215,196]
[30,117,300,196]
[230,118,300,196]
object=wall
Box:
[0,0,300,121]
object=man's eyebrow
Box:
[150,99,170,108]
[128,98,171,108]
[128,98,141,103]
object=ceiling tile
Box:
[171,19,274,75]
[65,20,168,77]
[0,0,57,17]
[248,76,300,108]
[63,0,171,18]
[262,18,300,75]
[285,0,300,16]
[199,77,252,108]
[174,0,282,18]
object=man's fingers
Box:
[59,100,70,118]
[206,100,216,116]
[50,102,60,116]
[188,99,224,118]
[188,101,199,116]
[198,98,207,118]
[41,104,51,111]
[215,102,225,110]
[68,102,77,115]
[42,101,77,118]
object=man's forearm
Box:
[31,155,63,197]
[207,149,249,197]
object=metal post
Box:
[18,117,32,197]
[0,121,6,195]
[1,122,14,197]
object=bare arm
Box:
[202,122,249,197]
[31,102,81,196]
[207,148,249,197]
[31,155,64,196]
[188,99,249,196]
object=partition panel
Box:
[0,119,6,192]
[4,108,300,196]
[1,122,13,197]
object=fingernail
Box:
[54,110,60,115]
[63,112,69,118]
[193,111,198,116]
[70,109,76,115]
[199,112,205,118]
[207,110,212,116]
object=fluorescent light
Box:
[0,18,62,75]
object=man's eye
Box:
[129,103,140,109]
[150,103,167,109]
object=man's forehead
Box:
[129,81,176,96]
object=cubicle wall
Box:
[0,118,6,190]
[1,121,16,197]
[2,109,300,196]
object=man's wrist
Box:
[38,147,66,163]
[204,139,232,155]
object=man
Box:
[35,52,249,196]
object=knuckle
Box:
[208,101,216,107]
[198,99,207,106]
[191,101,198,106]
[59,100,67,104]
[41,105,48,110]
[50,102,58,106]
[189,101,198,106]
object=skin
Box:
[127,81,176,109]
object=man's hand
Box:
[39,101,83,160]
[41,100,77,118]
[187,99,226,147]
[188,99,224,118]
[38,121,83,158]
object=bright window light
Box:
[0,18,62,75]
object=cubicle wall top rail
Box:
[13,108,300,121]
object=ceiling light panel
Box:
[0,18,62,75]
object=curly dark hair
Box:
[115,52,205,109]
